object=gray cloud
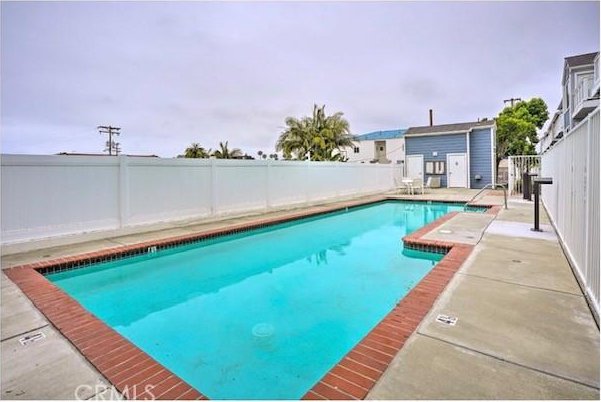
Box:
[1,1,599,157]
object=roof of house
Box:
[562,51,599,84]
[565,52,598,67]
[353,129,407,141]
[404,120,494,136]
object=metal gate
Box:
[508,155,541,195]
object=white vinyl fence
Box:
[541,108,600,318]
[0,155,400,244]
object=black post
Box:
[523,171,530,200]
[531,177,552,232]
[533,181,540,231]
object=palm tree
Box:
[212,141,243,159]
[276,104,353,161]
[184,143,210,158]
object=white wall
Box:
[541,107,599,319]
[0,155,399,244]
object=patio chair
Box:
[412,177,424,195]
[394,177,412,194]
[423,177,433,193]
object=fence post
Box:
[118,155,129,228]
[584,117,591,281]
[305,160,311,204]
[265,159,272,209]
[508,157,514,195]
[210,158,217,216]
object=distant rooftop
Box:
[353,129,407,141]
[56,152,159,157]
[405,120,494,136]
[565,52,598,67]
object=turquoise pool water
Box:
[49,201,463,399]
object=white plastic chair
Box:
[412,177,424,195]
[423,177,433,193]
[394,177,412,194]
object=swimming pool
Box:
[48,201,464,399]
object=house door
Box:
[447,153,468,188]
[406,155,423,181]
[374,141,387,163]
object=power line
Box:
[503,97,522,108]
[97,125,121,155]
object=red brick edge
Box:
[302,206,502,400]
[4,266,206,400]
[3,197,500,401]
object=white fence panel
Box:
[541,108,600,318]
[0,155,399,244]
[214,161,270,215]
[0,155,120,242]
[127,158,213,225]
[269,161,311,207]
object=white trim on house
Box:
[404,130,467,137]
[466,130,471,188]
[404,125,495,138]
[446,152,468,188]
[491,125,496,186]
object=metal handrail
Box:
[466,183,508,209]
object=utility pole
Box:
[503,97,522,108]
[97,125,121,155]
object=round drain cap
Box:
[252,323,274,338]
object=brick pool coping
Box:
[302,205,501,400]
[3,197,500,400]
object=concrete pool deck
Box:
[1,189,599,399]
[367,199,599,399]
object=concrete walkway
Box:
[368,199,600,399]
[1,271,119,400]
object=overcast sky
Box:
[1,1,599,157]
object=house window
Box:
[426,161,446,174]
[353,147,360,154]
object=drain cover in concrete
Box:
[436,314,458,326]
[19,331,46,346]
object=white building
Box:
[539,51,599,153]
[343,129,406,168]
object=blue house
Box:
[404,120,496,189]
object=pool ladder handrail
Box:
[466,183,508,210]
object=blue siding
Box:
[405,133,467,187]
[469,128,493,189]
